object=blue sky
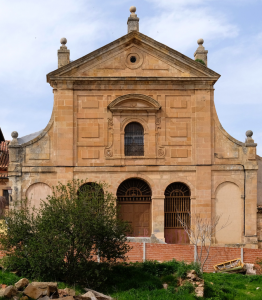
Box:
[0,0,262,153]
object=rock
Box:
[13,296,19,300]
[38,296,50,300]
[4,286,18,298]
[245,263,256,275]
[20,296,28,300]
[58,289,68,297]
[162,283,168,290]
[63,288,75,296]
[23,284,43,299]
[0,289,5,297]
[31,282,58,294]
[195,286,204,297]
[83,288,113,300]
[81,291,97,300]
[15,278,30,290]
[60,296,74,300]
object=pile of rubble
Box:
[181,270,204,298]
[0,279,113,300]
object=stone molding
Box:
[108,94,161,112]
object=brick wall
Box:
[125,243,262,272]
[1,244,262,273]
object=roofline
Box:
[48,77,219,86]
[47,31,220,83]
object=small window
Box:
[124,122,144,156]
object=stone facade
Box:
[8,8,260,248]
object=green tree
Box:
[0,180,131,286]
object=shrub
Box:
[195,58,206,66]
[0,180,132,287]
[161,274,177,287]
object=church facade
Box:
[8,7,260,248]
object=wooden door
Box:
[117,178,152,237]
[118,203,151,237]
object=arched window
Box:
[124,122,144,156]
[78,182,104,201]
[164,182,191,244]
[117,178,151,237]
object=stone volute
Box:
[58,37,70,68]
[127,6,139,33]
[194,38,208,66]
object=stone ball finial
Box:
[11,131,18,139]
[60,37,67,45]
[197,38,204,45]
[130,6,136,13]
[246,130,253,138]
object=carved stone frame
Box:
[106,94,163,159]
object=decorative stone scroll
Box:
[104,118,114,158]
[155,116,165,158]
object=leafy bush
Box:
[102,263,163,293]
[177,281,195,295]
[195,58,206,66]
[139,260,180,277]
[161,274,177,287]
[0,180,131,287]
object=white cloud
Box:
[142,0,238,53]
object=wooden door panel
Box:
[118,203,151,237]
[164,228,189,244]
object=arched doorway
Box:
[124,122,144,156]
[164,182,190,244]
[117,178,151,237]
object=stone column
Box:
[244,130,258,248]
[151,196,165,242]
[8,131,22,209]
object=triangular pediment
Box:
[47,32,220,82]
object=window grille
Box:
[124,122,144,156]
[117,178,151,203]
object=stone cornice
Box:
[49,77,218,89]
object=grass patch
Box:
[0,261,262,299]
[0,271,22,286]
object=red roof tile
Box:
[0,141,9,178]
